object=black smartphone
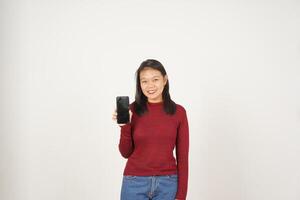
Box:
[116,96,130,124]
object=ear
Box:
[164,75,168,85]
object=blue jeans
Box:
[120,174,178,200]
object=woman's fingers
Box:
[112,111,117,121]
[112,109,132,124]
[129,110,133,122]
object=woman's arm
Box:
[118,123,134,158]
[113,108,134,158]
[175,107,189,200]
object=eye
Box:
[154,79,158,81]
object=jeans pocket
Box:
[166,174,178,181]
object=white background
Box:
[1,0,300,200]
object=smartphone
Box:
[116,96,130,124]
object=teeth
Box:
[148,90,156,94]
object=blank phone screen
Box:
[116,96,129,123]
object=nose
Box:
[147,83,154,88]
[147,86,155,90]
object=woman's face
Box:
[139,67,168,103]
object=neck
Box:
[147,101,163,106]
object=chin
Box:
[148,96,160,101]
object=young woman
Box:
[112,59,189,200]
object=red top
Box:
[118,101,189,200]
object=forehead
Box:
[140,68,162,79]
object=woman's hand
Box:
[112,109,133,126]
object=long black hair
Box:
[133,59,176,116]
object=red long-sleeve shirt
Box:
[118,101,189,200]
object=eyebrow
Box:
[140,76,160,80]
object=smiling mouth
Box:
[147,90,156,94]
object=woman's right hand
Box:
[112,109,133,126]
